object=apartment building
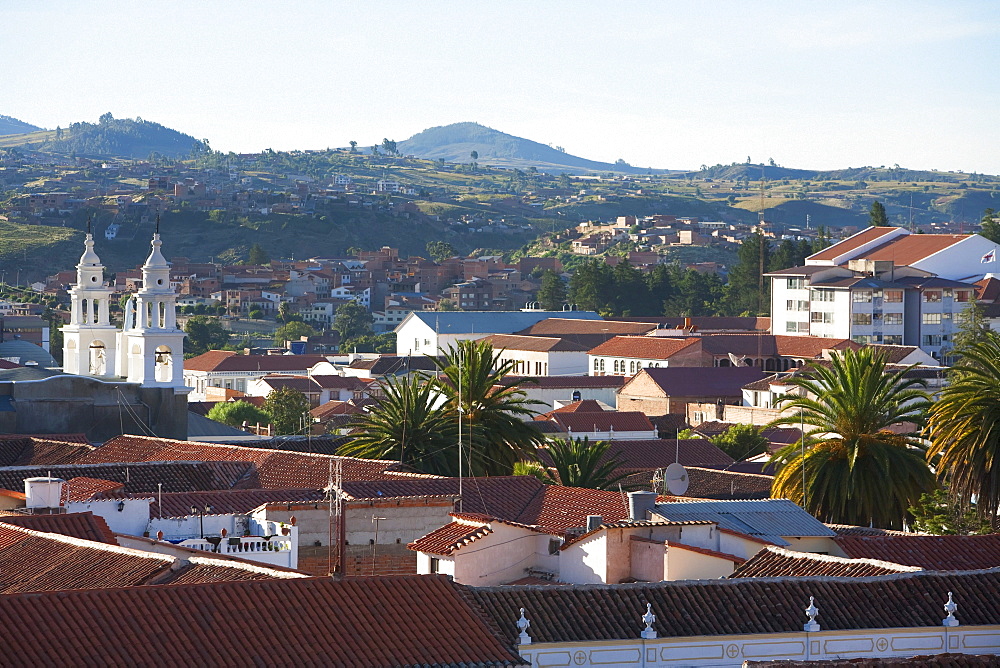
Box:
[768,227,999,359]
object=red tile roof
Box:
[480,333,589,353]
[465,569,1000,643]
[0,436,94,466]
[549,399,606,413]
[408,519,495,555]
[79,435,419,489]
[0,511,117,544]
[516,318,656,337]
[603,439,735,470]
[184,350,329,372]
[501,375,626,389]
[63,476,125,502]
[0,575,526,667]
[731,546,920,578]
[0,461,254,495]
[807,226,901,262]
[536,411,656,434]
[626,366,769,397]
[856,233,969,265]
[587,335,700,358]
[835,534,1000,570]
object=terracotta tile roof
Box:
[834,534,1000,570]
[0,575,525,667]
[408,519,495,555]
[516,318,656,337]
[619,316,769,332]
[0,511,117,544]
[595,439,734,470]
[62,476,125,501]
[519,485,632,532]
[347,355,440,375]
[549,399,606,413]
[976,276,1000,302]
[256,374,319,393]
[774,335,859,357]
[465,569,1000,644]
[0,461,254,494]
[502,375,626,389]
[156,556,306,585]
[587,335,700,358]
[826,523,915,537]
[856,233,969,265]
[151,488,326,518]
[731,545,919,578]
[79,435,417,489]
[627,366,769,397]
[0,436,94,466]
[807,226,901,262]
[311,374,370,390]
[184,350,329,372]
[650,466,772,500]
[0,521,173,593]
[865,344,923,363]
[479,334,589,353]
[536,411,656,434]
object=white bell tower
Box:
[119,223,186,387]
[62,221,118,376]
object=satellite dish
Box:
[664,462,689,496]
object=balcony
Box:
[179,535,295,569]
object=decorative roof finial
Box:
[943,591,959,627]
[86,215,92,236]
[516,608,531,645]
[641,602,657,639]
[155,214,160,235]
[804,596,820,632]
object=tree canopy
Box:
[535,437,633,490]
[273,321,317,346]
[261,386,311,435]
[184,316,230,356]
[868,200,889,227]
[537,270,567,310]
[206,400,271,429]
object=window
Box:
[785,321,809,333]
[593,359,600,372]
[852,335,872,344]
[923,290,942,303]
[787,278,806,289]
[922,334,943,347]
[852,313,872,325]
[429,557,440,574]
[852,290,873,302]
[599,359,605,372]
[811,311,833,324]
[884,335,903,344]
[786,299,810,311]
[955,290,972,303]
[883,313,903,326]
[811,289,836,302]
[884,289,903,303]
[613,360,620,373]
[922,313,942,325]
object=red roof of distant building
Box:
[587,336,700,358]
[184,350,328,372]
[730,545,919,578]
[0,511,117,544]
[835,534,1000,570]
[407,520,495,556]
[807,227,901,262]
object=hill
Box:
[0,115,41,136]
[398,122,657,175]
[0,113,206,159]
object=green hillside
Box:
[398,122,656,175]
[0,114,41,136]
[0,113,206,159]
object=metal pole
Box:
[458,344,463,513]
[371,515,386,576]
[800,408,807,510]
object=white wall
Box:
[560,534,607,584]
[452,523,555,586]
[68,498,151,536]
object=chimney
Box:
[628,491,657,522]
[586,515,602,532]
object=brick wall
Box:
[296,543,417,577]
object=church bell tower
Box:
[62,220,119,376]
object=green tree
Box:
[247,308,263,320]
[425,240,457,263]
[769,348,935,529]
[348,140,357,153]
[340,373,457,474]
[951,301,991,356]
[980,208,1000,244]
[340,332,395,353]
[927,332,1000,524]
[909,488,994,535]
[206,400,271,429]
[470,150,479,161]
[333,301,373,343]
[535,437,633,490]
[262,386,311,435]
[247,243,269,265]
[437,298,460,311]
[273,320,317,346]
[724,232,770,315]
[381,138,397,155]
[710,424,769,461]
[868,200,889,227]
[184,316,230,356]
[276,301,297,324]
[537,270,567,310]
[434,340,545,476]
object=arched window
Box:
[154,345,172,382]
[613,360,620,374]
[599,359,605,372]
[593,358,600,372]
[629,361,636,374]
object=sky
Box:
[3,1,1000,173]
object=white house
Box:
[478,334,589,376]
[394,310,602,356]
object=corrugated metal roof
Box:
[652,499,835,545]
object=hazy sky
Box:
[4,1,999,173]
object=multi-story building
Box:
[768,226,999,359]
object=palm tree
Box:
[434,340,545,476]
[535,437,633,490]
[339,373,457,475]
[927,332,1000,524]
[768,347,935,529]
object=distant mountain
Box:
[398,122,658,174]
[0,114,41,136]
[0,113,206,159]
